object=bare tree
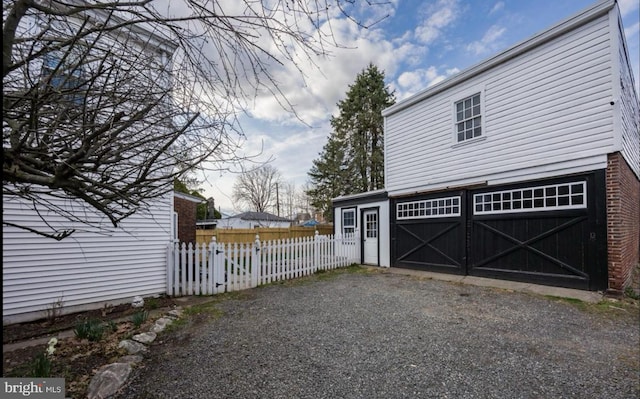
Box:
[297,181,317,220]
[278,181,294,219]
[3,0,388,239]
[232,164,282,213]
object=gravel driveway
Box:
[118,269,639,399]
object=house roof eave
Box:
[173,191,206,204]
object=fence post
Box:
[252,234,261,288]
[213,239,220,291]
[314,230,320,273]
[166,242,173,296]
[353,228,360,265]
[194,242,200,295]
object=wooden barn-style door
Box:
[392,190,467,275]
[391,172,607,290]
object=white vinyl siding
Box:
[616,18,640,179]
[2,193,171,324]
[385,13,615,196]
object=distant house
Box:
[173,192,205,244]
[217,212,293,229]
[333,0,639,293]
[196,219,218,230]
[294,212,312,225]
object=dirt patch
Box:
[3,296,177,344]
[2,295,178,399]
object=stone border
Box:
[86,307,184,399]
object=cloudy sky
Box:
[194,0,640,215]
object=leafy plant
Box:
[107,320,118,332]
[30,353,52,377]
[144,297,160,310]
[30,338,57,378]
[131,310,149,328]
[73,318,105,341]
[624,286,640,300]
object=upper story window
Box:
[455,93,481,142]
[41,50,85,105]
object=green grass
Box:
[169,292,248,330]
[259,264,370,286]
[544,295,640,317]
[167,265,371,333]
[624,286,640,300]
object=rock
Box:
[87,362,132,399]
[150,317,173,333]
[118,339,148,355]
[117,355,143,364]
[166,308,184,319]
[131,296,145,308]
[132,331,157,344]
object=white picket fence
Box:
[167,232,360,296]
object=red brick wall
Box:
[606,152,640,293]
[174,196,198,244]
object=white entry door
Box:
[363,210,379,265]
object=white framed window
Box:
[41,49,85,105]
[455,92,482,142]
[342,208,356,237]
[473,182,587,215]
[171,211,178,242]
[397,196,461,220]
[365,212,377,238]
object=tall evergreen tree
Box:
[307,63,395,220]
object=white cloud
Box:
[394,66,460,100]
[618,0,640,17]
[625,21,640,41]
[414,0,460,45]
[466,25,506,55]
[398,67,439,88]
[247,15,400,125]
[200,121,331,213]
[489,2,505,15]
[446,67,461,75]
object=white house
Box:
[216,211,293,229]
[2,7,178,324]
[333,0,639,293]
